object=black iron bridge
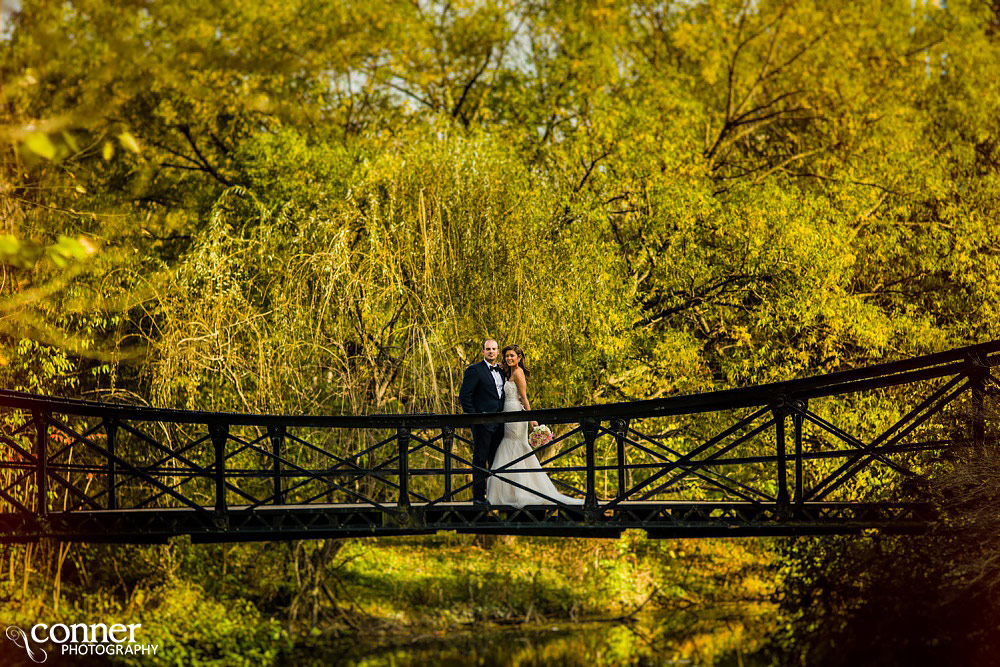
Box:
[1,342,997,543]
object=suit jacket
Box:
[459,360,505,430]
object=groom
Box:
[458,338,505,506]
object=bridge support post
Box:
[106,419,118,510]
[397,427,410,511]
[209,423,228,517]
[792,401,806,509]
[970,357,987,448]
[612,419,628,500]
[442,426,453,499]
[583,418,599,511]
[774,404,790,508]
[34,411,48,517]
[267,425,285,505]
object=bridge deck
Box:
[0,501,934,543]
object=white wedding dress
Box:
[486,379,585,508]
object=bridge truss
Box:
[0,342,996,543]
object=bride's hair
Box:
[500,345,531,380]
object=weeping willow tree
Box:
[146,128,631,419]
[134,128,635,504]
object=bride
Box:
[486,345,585,508]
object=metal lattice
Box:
[1,342,996,543]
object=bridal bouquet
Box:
[529,424,553,448]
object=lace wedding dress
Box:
[486,379,585,508]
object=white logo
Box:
[5,622,159,661]
[5,626,46,663]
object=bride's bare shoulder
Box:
[511,367,527,382]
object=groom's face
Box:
[482,340,499,364]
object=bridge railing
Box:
[1,342,997,528]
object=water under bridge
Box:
[0,341,996,543]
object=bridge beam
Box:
[267,425,285,505]
[209,423,228,518]
[106,419,118,511]
[583,418,599,511]
[612,419,628,500]
[0,501,936,544]
[34,411,47,517]
[792,400,806,508]
[397,427,410,511]
[970,356,987,447]
[442,426,453,498]
[774,403,790,508]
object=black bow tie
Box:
[489,365,501,373]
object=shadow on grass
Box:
[338,566,584,620]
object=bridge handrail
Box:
[0,341,997,428]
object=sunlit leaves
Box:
[23,131,56,159]
[0,234,96,269]
[3,0,1000,411]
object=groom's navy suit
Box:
[459,360,506,502]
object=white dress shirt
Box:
[485,360,503,398]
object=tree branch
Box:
[451,47,493,126]
[177,125,232,186]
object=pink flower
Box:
[529,425,553,448]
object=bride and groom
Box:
[458,339,584,508]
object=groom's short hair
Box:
[482,338,498,349]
